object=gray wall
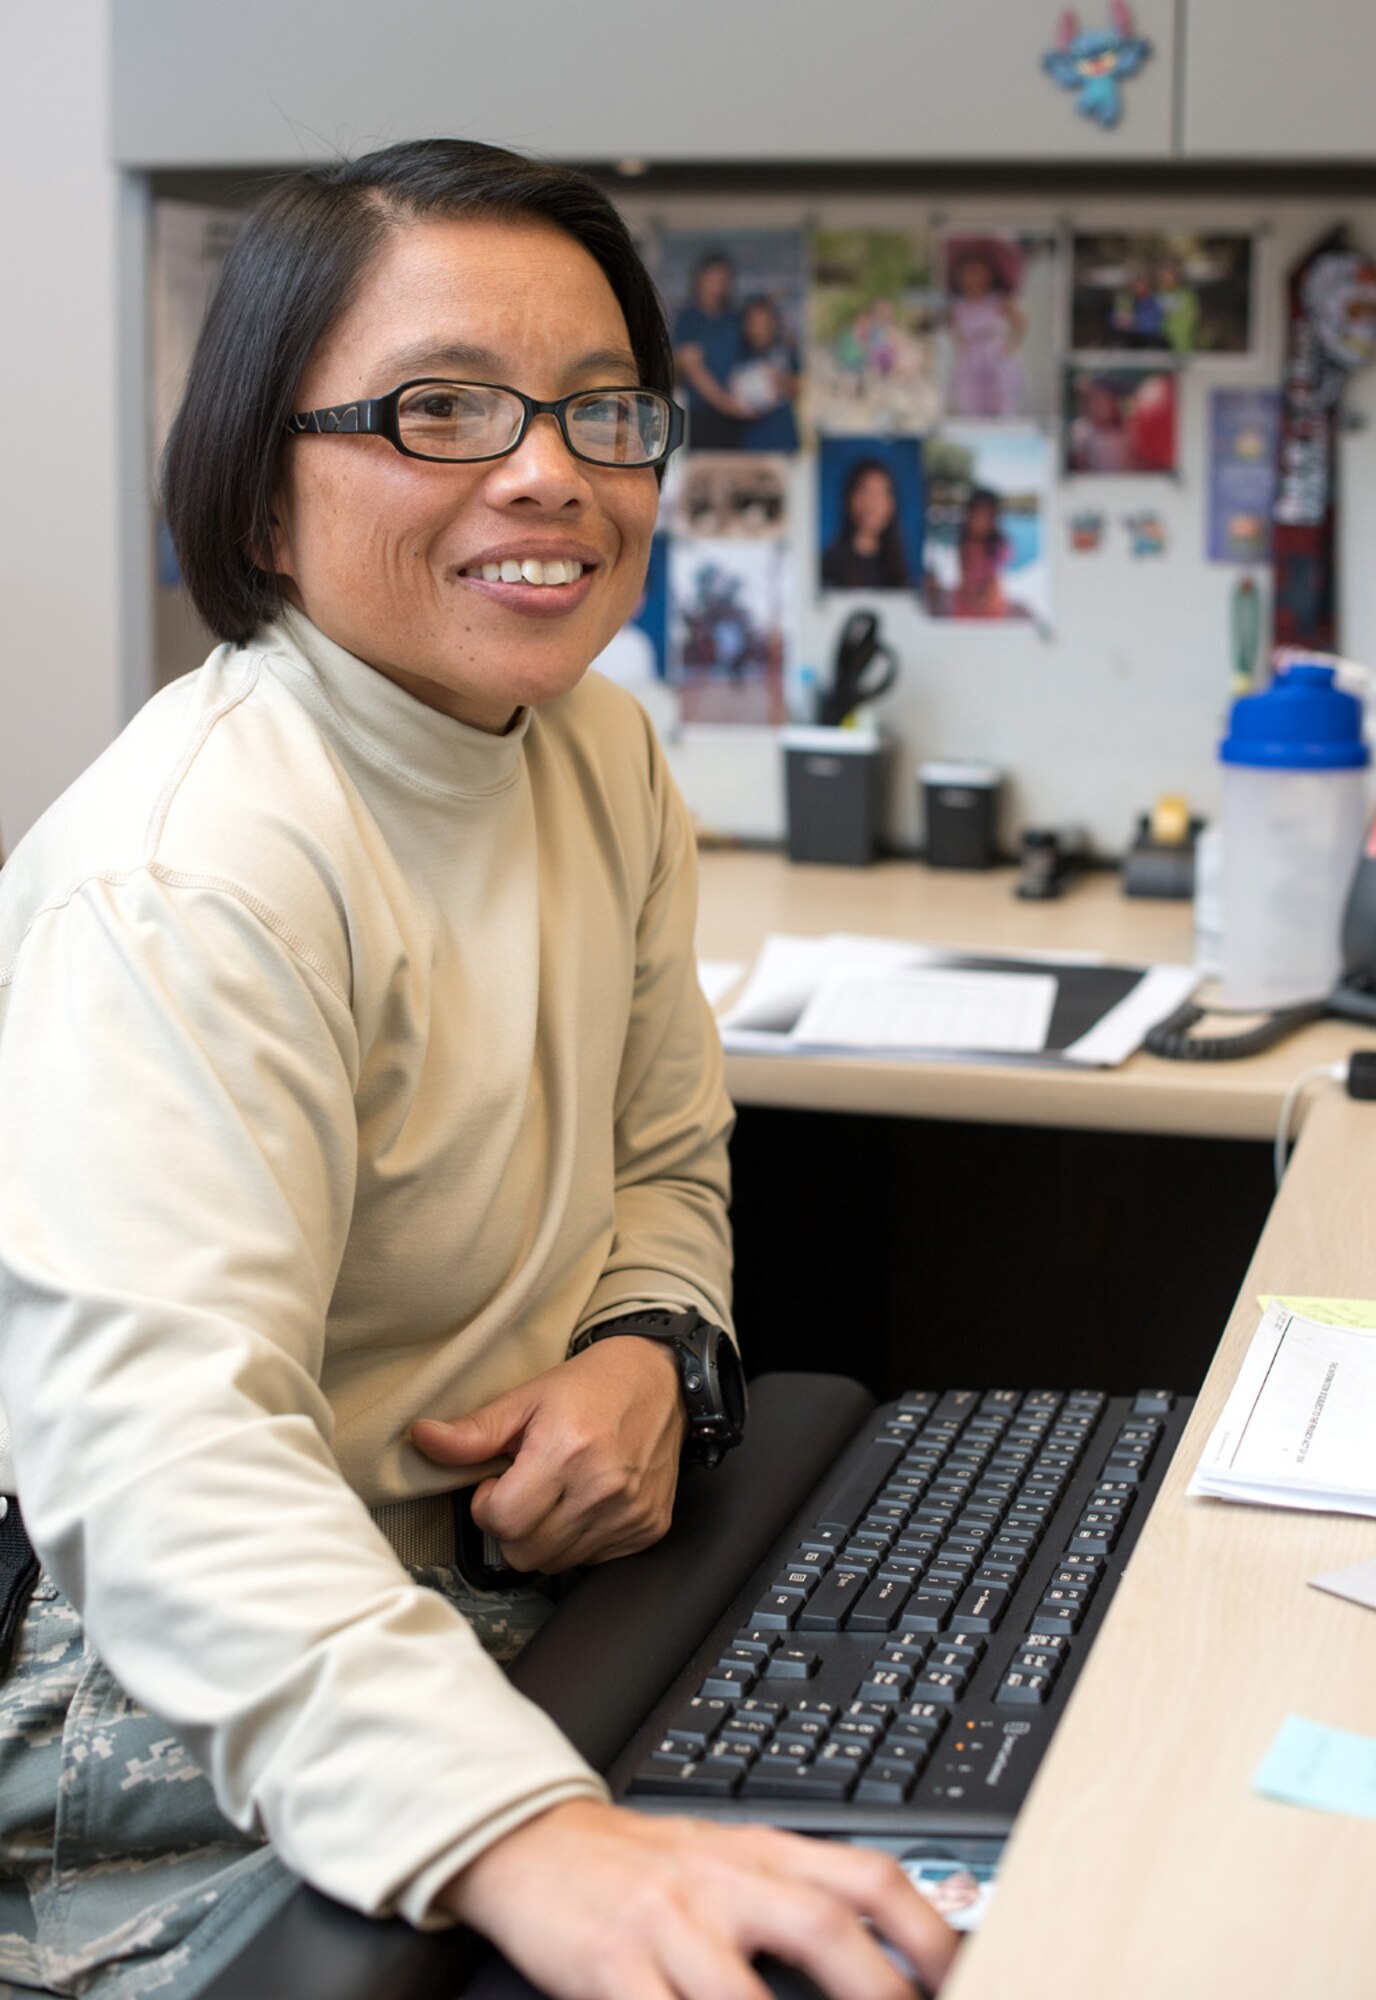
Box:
[0,0,124,855]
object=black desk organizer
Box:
[199,1373,873,2000]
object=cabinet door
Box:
[1183,0,1376,157]
[112,0,1177,165]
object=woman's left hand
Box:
[409,1338,688,1571]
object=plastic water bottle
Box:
[1218,662,1370,1007]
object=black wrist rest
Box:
[198,1371,874,2000]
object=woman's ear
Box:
[253,501,292,581]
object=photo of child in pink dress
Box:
[945,238,1026,419]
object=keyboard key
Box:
[943,1633,986,1663]
[743,1761,856,1801]
[997,1669,1053,1705]
[628,1756,739,1798]
[913,1667,967,1704]
[1050,1561,1102,1591]
[764,1647,821,1681]
[823,1737,872,1768]
[664,1697,731,1748]
[735,1696,786,1721]
[1068,1523,1120,1556]
[774,1714,829,1748]
[799,1568,870,1631]
[699,1666,757,1698]
[1029,1598,1084,1635]
[771,1566,821,1598]
[927,1647,977,1677]
[1016,1645,1063,1677]
[877,1637,931,1669]
[727,1713,776,1742]
[973,1561,1023,1589]
[856,1667,915,1703]
[898,1591,955,1633]
[876,1558,924,1584]
[749,1590,806,1630]
[848,1576,912,1632]
[716,1732,763,1763]
[856,1766,917,1803]
[835,1546,882,1575]
[761,1737,811,1765]
[951,1582,1011,1633]
[832,1716,886,1746]
[1132,1389,1175,1415]
[799,1524,847,1553]
[726,1636,777,1664]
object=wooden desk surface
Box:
[943,1091,1376,2000]
[696,851,1376,1140]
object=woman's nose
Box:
[484,412,594,507]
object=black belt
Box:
[0,1500,39,1678]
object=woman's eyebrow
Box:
[378,340,641,383]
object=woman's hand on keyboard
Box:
[409,1337,687,1572]
[442,1797,959,1998]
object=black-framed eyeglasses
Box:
[285,378,685,468]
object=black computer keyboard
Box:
[608,1384,1190,1840]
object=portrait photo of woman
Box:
[819,440,923,592]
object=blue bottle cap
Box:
[1219,662,1370,770]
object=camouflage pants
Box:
[0,1566,554,1999]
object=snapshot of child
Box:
[947,241,1026,418]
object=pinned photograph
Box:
[668,539,793,725]
[671,454,791,539]
[1070,231,1255,357]
[818,436,925,593]
[808,228,941,433]
[1123,510,1169,557]
[1207,388,1280,563]
[1068,510,1106,553]
[922,428,1052,624]
[656,228,805,452]
[593,534,669,684]
[940,231,1061,420]
[1065,364,1177,474]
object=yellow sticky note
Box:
[1257,1295,1376,1331]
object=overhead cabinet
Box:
[111,0,1178,166]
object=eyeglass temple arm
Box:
[285,399,383,436]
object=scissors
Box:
[817,610,899,728]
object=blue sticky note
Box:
[1252,1715,1376,1820]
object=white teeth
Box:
[468,557,587,585]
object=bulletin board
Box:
[148,182,1376,858]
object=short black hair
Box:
[162,138,673,646]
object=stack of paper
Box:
[717,931,1199,1069]
[1189,1300,1376,1517]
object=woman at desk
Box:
[0,142,953,2000]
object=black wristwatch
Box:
[569,1307,747,1468]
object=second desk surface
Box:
[695,852,1376,1141]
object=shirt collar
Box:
[257,606,532,799]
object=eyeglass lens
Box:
[395,384,671,465]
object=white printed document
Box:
[792,967,1057,1055]
[717,930,1198,1067]
[1189,1300,1376,1517]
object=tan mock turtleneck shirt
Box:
[0,608,733,1924]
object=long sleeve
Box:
[577,745,736,1341]
[0,869,604,1926]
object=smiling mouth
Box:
[460,558,588,587]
